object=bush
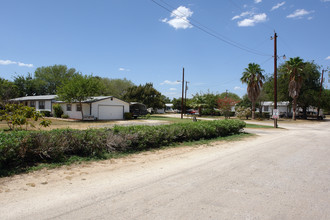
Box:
[235,107,251,119]
[0,120,246,176]
[42,111,52,117]
[255,112,270,119]
[53,104,63,118]
[124,112,133,120]
[61,114,69,119]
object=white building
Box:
[260,101,291,117]
[11,95,129,120]
[10,95,57,113]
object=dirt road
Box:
[1,121,329,219]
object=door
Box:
[98,105,124,120]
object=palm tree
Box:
[284,57,304,120]
[241,63,265,119]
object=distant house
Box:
[10,95,57,113]
[165,103,174,113]
[11,95,129,120]
[260,101,291,117]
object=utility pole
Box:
[184,81,189,116]
[226,89,228,98]
[317,69,324,117]
[181,67,185,119]
[272,32,278,128]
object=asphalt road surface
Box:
[1,120,329,220]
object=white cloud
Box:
[169,88,177,91]
[232,11,253,20]
[255,0,262,3]
[321,0,330,2]
[0,60,16,65]
[161,6,193,30]
[286,9,314,19]
[234,86,244,91]
[237,13,267,27]
[160,80,181,85]
[0,59,33,68]
[325,56,330,60]
[271,2,286,11]
[118,67,130,71]
[18,62,33,68]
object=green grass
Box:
[245,123,274,128]
[1,132,253,177]
[149,115,193,123]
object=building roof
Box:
[11,95,129,104]
[11,95,58,101]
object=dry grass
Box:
[0,118,118,131]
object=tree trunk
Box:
[252,101,256,119]
[292,98,296,120]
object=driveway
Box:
[0,119,329,219]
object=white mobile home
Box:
[11,95,130,120]
[10,95,57,113]
[59,96,129,120]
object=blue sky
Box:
[1,0,330,99]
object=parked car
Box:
[186,109,198,115]
[297,111,326,120]
[129,102,148,119]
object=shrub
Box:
[0,104,51,130]
[61,114,69,119]
[0,120,245,176]
[42,111,52,117]
[124,112,133,120]
[53,104,63,118]
[235,106,252,119]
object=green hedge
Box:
[0,120,245,175]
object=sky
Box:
[1,0,330,99]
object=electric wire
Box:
[158,0,270,56]
[151,0,272,57]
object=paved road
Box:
[1,121,329,219]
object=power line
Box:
[151,0,272,57]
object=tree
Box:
[96,77,135,99]
[123,83,165,109]
[191,93,207,116]
[218,92,241,101]
[0,104,51,130]
[57,74,100,119]
[295,61,322,117]
[320,89,330,113]
[0,78,18,104]
[235,106,252,119]
[172,97,193,111]
[282,57,305,120]
[240,63,265,119]
[217,97,239,119]
[13,73,38,97]
[236,94,252,108]
[34,65,78,95]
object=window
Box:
[76,104,81,111]
[264,106,269,112]
[67,104,72,111]
[30,101,36,108]
[39,101,45,109]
